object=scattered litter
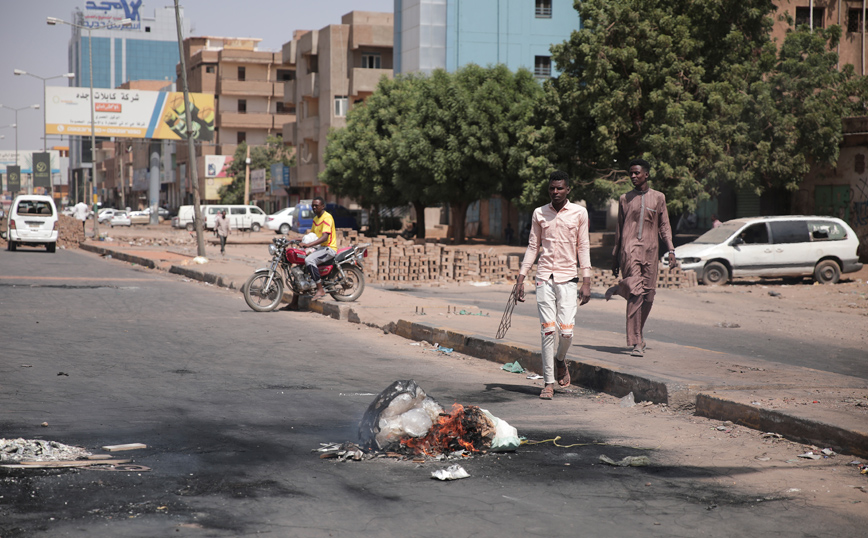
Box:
[768,291,781,297]
[755,456,771,462]
[501,361,525,374]
[821,448,837,456]
[57,372,69,376]
[431,464,470,480]
[848,461,863,466]
[483,409,520,452]
[85,464,151,472]
[102,443,147,452]
[762,432,783,439]
[716,322,741,328]
[526,373,543,380]
[467,282,492,287]
[435,346,453,354]
[410,342,421,346]
[20,364,32,368]
[193,256,208,264]
[456,310,488,316]
[798,452,822,460]
[787,488,801,493]
[619,392,636,408]
[358,380,444,451]
[599,455,650,467]
[315,442,366,461]
[0,438,91,464]
[40,422,49,428]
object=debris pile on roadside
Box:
[1,438,90,463]
[318,380,519,463]
[56,215,87,248]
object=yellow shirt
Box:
[312,210,337,250]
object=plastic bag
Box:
[482,409,520,452]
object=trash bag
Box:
[482,409,520,452]
[358,380,444,450]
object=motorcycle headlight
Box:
[268,244,278,256]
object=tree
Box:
[322,65,546,243]
[219,135,293,204]
[543,0,868,213]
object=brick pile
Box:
[334,229,697,288]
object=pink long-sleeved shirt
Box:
[519,201,591,282]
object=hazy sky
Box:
[0,0,394,153]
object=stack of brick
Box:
[331,231,696,288]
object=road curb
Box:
[79,243,160,270]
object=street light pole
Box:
[0,104,40,194]
[13,70,75,152]
[48,16,130,238]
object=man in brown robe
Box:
[606,158,677,356]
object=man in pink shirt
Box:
[516,171,592,400]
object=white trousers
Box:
[535,277,578,384]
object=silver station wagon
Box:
[664,216,863,285]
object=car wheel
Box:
[251,223,261,232]
[47,242,56,253]
[279,223,290,235]
[813,260,840,284]
[8,240,16,252]
[702,261,729,286]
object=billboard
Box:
[46,87,215,141]
[32,153,51,190]
[6,166,21,193]
[205,155,234,178]
[250,169,266,194]
[83,0,145,31]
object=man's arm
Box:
[612,197,624,277]
[515,211,541,302]
[577,209,592,305]
[657,195,677,267]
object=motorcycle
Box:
[243,237,371,312]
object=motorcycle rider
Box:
[286,196,336,308]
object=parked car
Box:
[98,208,120,223]
[292,202,359,233]
[173,204,266,232]
[266,207,296,235]
[5,194,58,252]
[128,210,150,225]
[664,216,863,285]
[109,210,132,227]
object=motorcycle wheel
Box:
[330,266,365,302]
[243,271,284,312]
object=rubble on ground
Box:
[1,438,91,463]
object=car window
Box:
[299,209,314,219]
[230,207,246,215]
[693,222,742,244]
[249,207,264,215]
[17,200,54,215]
[737,223,769,244]
[770,221,810,244]
[208,207,222,215]
[809,220,847,241]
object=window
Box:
[809,220,847,241]
[737,223,769,244]
[277,69,295,81]
[535,0,552,18]
[855,154,865,174]
[205,65,215,74]
[770,221,810,244]
[795,7,825,28]
[848,9,865,33]
[534,56,551,78]
[230,207,246,215]
[307,55,318,74]
[361,53,381,69]
[238,99,247,114]
[276,102,288,114]
[334,96,348,117]
[237,66,246,81]
[237,131,246,144]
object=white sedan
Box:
[109,210,131,227]
[266,207,295,235]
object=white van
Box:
[173,204,266,232]
[665,216,863,285]
[5,195,59,252]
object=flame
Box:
[399,403,491,455]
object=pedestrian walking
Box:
[516,171,592,400]
[73,201,88,235]
[215,210,230,255]
[606,158,677,356]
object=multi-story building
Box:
[174,36,295,210]
[394,0,579,77]
[63,1,190,201]
[281,11,394,203]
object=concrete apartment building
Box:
[281,11,394,204]
[173,36,295,210]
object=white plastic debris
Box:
[798,452,822,460]
[193,256,208,264]
[619,392,636,408]
[482,409,520,452]
[431,464,470,480]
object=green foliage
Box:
[545,0,868,213]
[321,65,547,242]
[218,135,294,204]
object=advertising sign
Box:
[270,163,290,193]
[205,178,232,200]
[250,169,266,194]
[46,87,215,141]
[205,155,234,178]
[7,166,21,193]
[83,0,144,30]
[32,153,51,189]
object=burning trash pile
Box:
[353,380,519,459]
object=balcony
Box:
[218,112,274,130]
[350,24,393,49]
[282,122,297,145]
[217,78,279,97]
[350,68,392,96]
[284,79,296,102]
[273,113,296,133]
[297,73,319,98]
[299,116,320,140]
[296,163,321,187]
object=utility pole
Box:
[174,0,206,257]
[244,144,250,205]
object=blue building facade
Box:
[394,0,579,77]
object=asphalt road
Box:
[388,284,868,380]
[0,248,863,537]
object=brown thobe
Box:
[612,188,675,346]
